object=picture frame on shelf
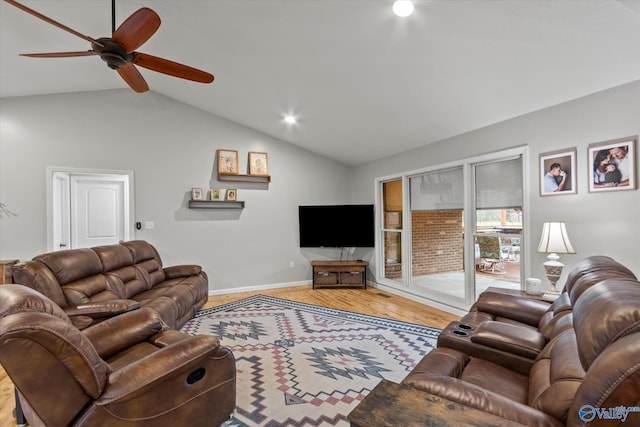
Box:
[588,136,637,193]
[539,148,577,196]
[210,189,222,201]
[226,189,237,201]
[248,151,269,176]
[191,188,204,200]
[217,149,239,175]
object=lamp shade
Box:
[537,221,576,254]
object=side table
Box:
[348,379,524,426]
[484,286,558,303]
[0,259,19,284]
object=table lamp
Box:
[537,221,575,295]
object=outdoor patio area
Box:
[412,260,521,299]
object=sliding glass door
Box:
[376,149,525,310]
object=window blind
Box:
[410,167,464,211]
[475,156,522,209]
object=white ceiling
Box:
[2,0,640,166]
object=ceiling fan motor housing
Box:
[92,37,133,69]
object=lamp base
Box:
[543,254,564,295]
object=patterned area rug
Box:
[180,295,440,427]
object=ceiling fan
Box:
[4,0,214,93]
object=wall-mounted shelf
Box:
[218,173,271,184]
[188,200,245,209]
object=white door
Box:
[49,169,133,250]
[52,172,71,250]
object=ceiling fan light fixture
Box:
[393,1,414,17]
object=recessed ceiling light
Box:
[284,115,297,124]
[393,1,414,17]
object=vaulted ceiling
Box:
[2,1,639,165]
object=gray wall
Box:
[351,80,640,283]
[0,89,351,291]
[2,81,639,297]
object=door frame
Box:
[46,166,135,251]
[374,146,530,311]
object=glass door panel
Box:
[409,167,466,304]
[474,157,523,297]
[382,180,403,283]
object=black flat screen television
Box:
[298,204,375,248]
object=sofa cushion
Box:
[35,249,121,305]
[61,275,119,305]
[564,255,636,300]
[567,334,640,426]
[573,279,640,369]
[93,244,134,271]
[35,248,103,285]
[528,329,584,422]
[11,261,68,308]
[105,265,149,298]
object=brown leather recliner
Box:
[0,285,236,427]
[437,256,638,374]
[403,277,640,426]
[460,255,637,332]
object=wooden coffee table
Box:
[348,379,524,427]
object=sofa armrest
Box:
[471,321,547,359]
[83,308,166,358]
[64,299,140,318]
[476,292,551,327]
[163,264,202,279]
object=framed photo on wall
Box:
[588,136,637,193]
[248,151,269,176]
[226,189,237,201]
[539,148,577,196]
[217,149,239,175]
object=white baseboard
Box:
[208,280,310,296]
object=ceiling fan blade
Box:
[20,51,97,58]
[4,0,103,48]
[117,63,149,93]
[112,8,161,53]
[132,52,214,83]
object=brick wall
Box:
[412,210,464,276]
[383,231,402,279]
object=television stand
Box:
[311,260,368,289]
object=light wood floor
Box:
[0,285,458,426]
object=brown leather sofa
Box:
[12,240,208,329]
[403,257,640,426]
[437,256,638,374]
[0,284,236,426]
